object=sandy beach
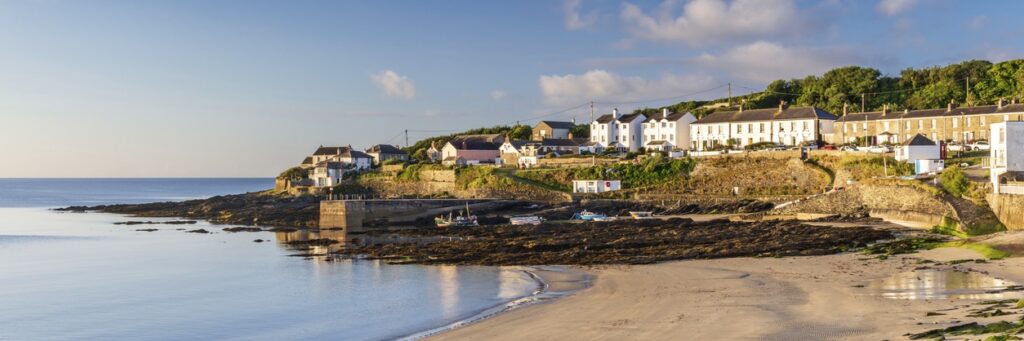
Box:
[434,246,1024,340]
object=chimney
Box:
[567,132,574,139]
[843,103,848,116]
[1014,96,1019,105]
[779,100,788,112]
[662,108,669,119]
[739,103,744,112]
[882,104,889,116]
[998,97,1006,109]
[904,109,909,114]
[947,101,955,112]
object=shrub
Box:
[839,155,913,180]
[745,142,778,151]
[277,167,308,180]
[939,166,970,197]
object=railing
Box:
[999,185,1024,195]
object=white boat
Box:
[629,211,655,220]
[509,216,544,226]
[435,202,479,228]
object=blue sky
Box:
[1,0,1021,177]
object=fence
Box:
[999,185,1024,195]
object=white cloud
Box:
[876,0,918,16]
[490,90,507,101]
[693,41,866,83]
[620,0,805,46]
[564,0,596,30]
[370,70,416,100]
[538,69,715,106]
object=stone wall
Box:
[988,193,1024,230]
[775,182,956,229]
[320,199,497,232]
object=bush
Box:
[939,166,970,197]
[277,166,308,180]
[745,142,778,151]
[514,156,698,190]
[839,155,913,180]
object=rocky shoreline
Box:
[58,191,321,228]
[336,218,895,266]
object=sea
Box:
[0,179,540,340]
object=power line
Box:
[592,84,728,105]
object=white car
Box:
[867,145,893,154]
[969,141,990,151]
[947,143,969,152]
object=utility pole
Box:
[965,77,971,107]
[861,93,866,113]
[590,101,594,123]
[404,129,408,148]
[728,83,732,107]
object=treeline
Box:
[638,59,1024,118]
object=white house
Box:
[572,180,621,194]
[642,108,697,152]
[690,103,837,150]
[991,121,1024,194]
[311,161,345,187]
[309,146,372,171]
[895,134,941,163]
[589,109,647,152]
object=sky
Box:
[2,0,1023,177]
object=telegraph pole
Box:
[590,101,594,122]
[966,77,971,106]
[861,93,866,113]
[728,83,732,107]
[404,129,408,148]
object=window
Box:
[883,122,890,131]
[918,120,923,129]
[981,117,986,126]
[905,121,911,129]
[861,122,867,130]
[660,134,666,139]
[967,118,972,127]
[670,134,674,141]
[931,119,936,129]
[661,122,666,128]
[953,118,958,128]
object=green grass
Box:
[934,241,1011,260]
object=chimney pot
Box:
[947,102,954,112]
[999,97,1006,109]
[662,108,669,117]
[613,108,620,119]
[843,103,848,116]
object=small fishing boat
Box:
[572,210,609,221]
[509,216,544,226]
[629,211,655,220]
[435,202,479,228]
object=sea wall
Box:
[320,199,496,232]
[987,193,1024,230]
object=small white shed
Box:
[895,134,940,163]
[572,180,621,194]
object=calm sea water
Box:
[0,179,538,340]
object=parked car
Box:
[969,140,990,151]
[821,145,837,151]
[868,145,893,154]
[947,142,970,152]
[839,145,859,152]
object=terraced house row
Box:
[830,99,1024,145]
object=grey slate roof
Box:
[904,134,936,146]
[595,113,646,124]
[366,144,407,155]
[694,106,837,124]
[643,111,689,123]
[313,146,349,155]
[836,104,1024,122]
[540,138,582,147]
[538,120,576,129]
[448,135,501,151]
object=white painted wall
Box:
[572,180,621,193]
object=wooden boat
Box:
[435,202,479,228]
[509,216,544,226]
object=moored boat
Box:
[435,202,479,228]
[572,210,609,221]
[509,216,544,226]
[629,211,655,220]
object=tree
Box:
[570,124,590,138]
[976,60,1024,103]
[509,124,532,140]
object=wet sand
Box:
[434,247,1024,340]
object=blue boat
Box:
[572,210,610,221]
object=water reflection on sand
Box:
[870,269,1024,300]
